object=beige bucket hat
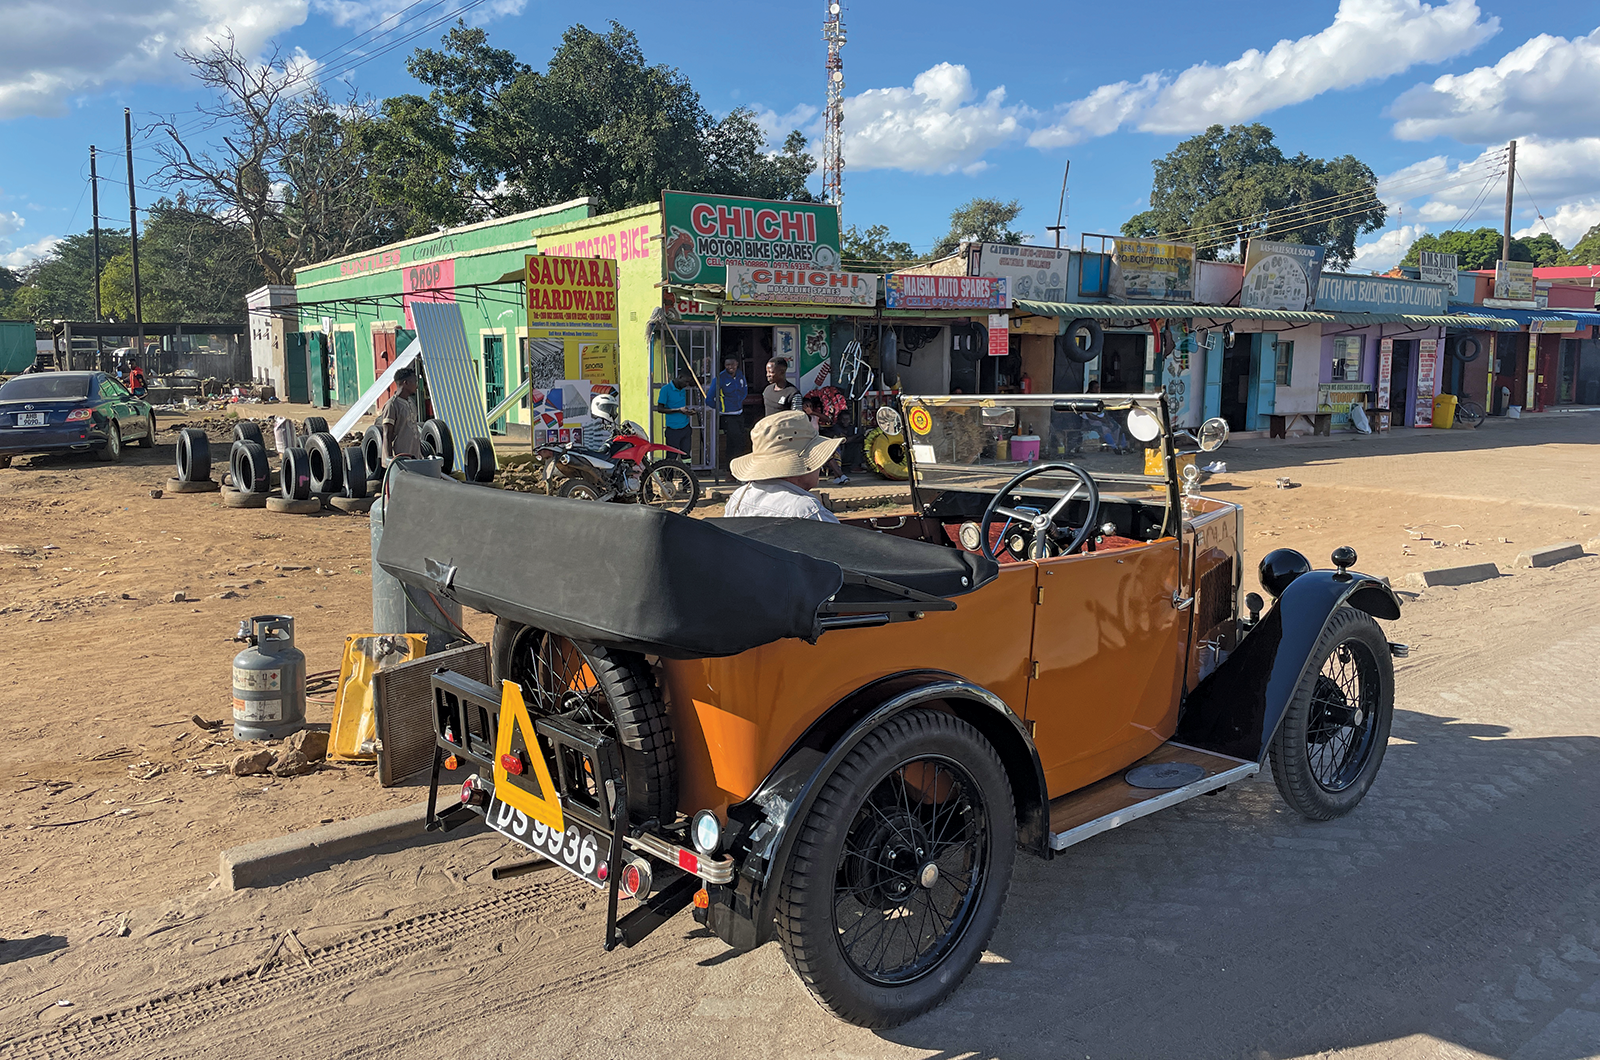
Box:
[731,410,842,481]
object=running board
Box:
[1048,742,1259,852]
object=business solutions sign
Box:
[1314,274,1450,314]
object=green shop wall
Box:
[291,197,598,425]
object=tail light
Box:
[619,856,653,900]
[499,751,525,776]
[65,408,92,422]
[460,774,488,807]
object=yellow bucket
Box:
[1432,394,1457,429]
[1144,448,1195,478]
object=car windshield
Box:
[899,393,1172,498]
[0,374,94,401]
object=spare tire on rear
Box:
[490,620,676,826]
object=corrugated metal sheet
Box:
[1014,299,1520,331]
[412,302,491,472]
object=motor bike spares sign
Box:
[526,254,619,340]
[725,264,876,307]
[661,192,842,286]
[885,274,1010,310]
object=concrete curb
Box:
[1404,562,1500,588]
[220,800,474,891]
[1513,542,1585,569]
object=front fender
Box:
[707,672,1047,952]
[1173,569,1401,762]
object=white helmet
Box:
[589,392,619,422]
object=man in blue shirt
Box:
[713,355,748,470]
[654,368,695,459]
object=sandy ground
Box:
[0,408,1596,1059]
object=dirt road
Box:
[1,411,1597,1059]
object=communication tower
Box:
[822,1,846,209]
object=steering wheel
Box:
[979,463,1101,562]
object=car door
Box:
[99,376,137,436]
[1022,540,1188,797]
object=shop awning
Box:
[1013,299,1520,331]
[662,284,983,319]
[1449,306,1600,330]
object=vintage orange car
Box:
[377,392,1404,1028]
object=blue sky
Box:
[2,1,1598,274]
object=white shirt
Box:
[724,479,839,522]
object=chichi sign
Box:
[526,255,619,337]
[726,264,876,307]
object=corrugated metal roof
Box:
[1014,299,1520,330]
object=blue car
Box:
[0,371,158,467]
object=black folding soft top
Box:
[376,462,996,659]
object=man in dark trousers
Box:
[654,367,695,459]
[713,354,748,471]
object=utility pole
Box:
[1046,160,1070,248]
[1501,139,1517,263]
[124,108,145,366]
[89,146,102,322]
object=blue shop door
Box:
[1203,332,1224,421]
[284,333,309,404]
[1246,333,1277,430]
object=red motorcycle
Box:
[537,396,700,515]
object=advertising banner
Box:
[1315,273,1449,313]
[661,192,842,286]
[1111,239,1195,301]
[1529,318,1579,334]
[402,257,455,330]
[725,264,876,307]
[885,274,1009,310]
[1414,338,1439,426]
[1494,259,1535,302]
[1377,338,1393,410]
[526,254,620,385]
[1241,240,1327,311]
[988,314,1009,357]
[1418,250,1458,287]
[976,243,1069,302]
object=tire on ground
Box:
[175,428,211,481]
[489,620,676,825]
[341,446,368,498]
[267,495,322,515]
[222,486,269,508]
[302,415,330,436]
[557,478,600,500]
[279,447,311,500]
[233,420,265,446]
[1268,605,1394,820]
[775,708,1016,1028]
[362,425,383,476]
[464,438,497,483]
[231,440,271,494]
[305,432,344,494]
[421,418,453,473]
[97,424,124,463]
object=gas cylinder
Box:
[232,614,307,741]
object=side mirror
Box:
[1197,417,1230,452]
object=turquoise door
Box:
[285,334,309,404]
[1246,332,1277,430]
[334,331,358,405]
[483,334,506,433]
[1203,332,1223,421]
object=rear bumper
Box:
[0,426,106,455]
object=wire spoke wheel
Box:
[1304,640,1381,792]
[639,460,699,514]
[504,628,614,737]
[833,755,988,985]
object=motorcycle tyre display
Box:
[639,458,699,515]
[864,428,910,481]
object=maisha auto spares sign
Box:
[661,192,842,286]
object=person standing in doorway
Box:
[762,357,800,420]
[713,355,749,471]
[655,367,694,458]
[375,366,422,466]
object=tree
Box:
[151,36,410,283]
[930,198,1024,259]
[841,224,920,270]
[1123,123,1385,268]
[1521,232,1568,266]
[1398,227,1543,270]
[2,229,131,322]
[1570,223,1600,266]
[363,22,814,232]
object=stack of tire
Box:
[224,421,272,508]
[363,418,496,486]
[168,428,221,494]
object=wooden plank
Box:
[1048,743,1249,834]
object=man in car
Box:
[724,410,841,523]
[375,366,422,465]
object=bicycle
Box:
[1454,399,1485,428]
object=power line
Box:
[1514,170,1558,241]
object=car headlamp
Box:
[691,809,722,856]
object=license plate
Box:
[484,795,610,889]
[16,413,45,427]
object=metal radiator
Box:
[374,642,490,787]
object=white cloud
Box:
[1391,26,1600,142]
[0,0,310,119]
[1514,200,1600,248]
[1,235,61,270]
[0,211,24,240]
[750,103,820,145]
[1349,223,1429,273]
[1030,0,1497,147]
[843,63,1028,175]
